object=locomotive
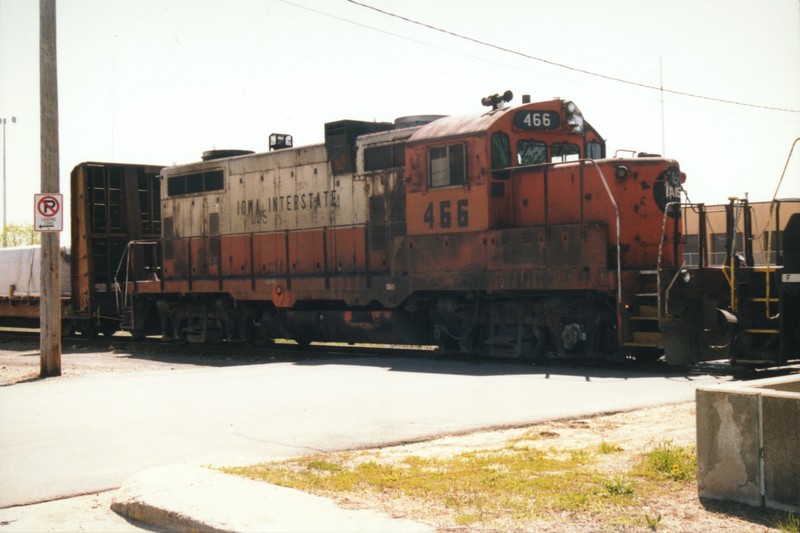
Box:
[121,92,691,363]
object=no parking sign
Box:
[34,193,63,232]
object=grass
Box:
[636,440,696,482]
[220,431,794,531]
[221,438,697,531]
[775,512,800,533]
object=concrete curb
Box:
[111,464,434,533]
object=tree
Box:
[1,223,41,247]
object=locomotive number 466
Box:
[423,199,469,229]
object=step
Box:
[634,331,660,343]
[637,304,658,317]
[746,297,778,303]
[635,293,658,298]
[622,341,660,348]
[743,329,779,335]
[622,331,662,348]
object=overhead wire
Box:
[345,0,800,114]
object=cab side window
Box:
[491,132,511,179]
[429,144,466,187]
[586,141,604,159]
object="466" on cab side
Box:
[423,199,469,229]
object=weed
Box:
[604,476,634,496]
[598,440,623,454]
[774,512,800,533]
[644,511,662,530]
[639,441,696,482]
[307,460,342,472]
[569,448,593,464]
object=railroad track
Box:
[2,327,796,380]
[0,327,440,364]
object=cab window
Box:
[491,132,511,179]
[551,142,580,162]
[429,144,465,187]
[517,140,547,166]
[586,141,604,159]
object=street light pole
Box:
[1,116,16,248]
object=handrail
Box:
[657,201,684,321]
[113,240,160,315]
[764,137,800,319]
[585,160,622,305]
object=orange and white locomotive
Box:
[123,92,686,362]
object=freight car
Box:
[0,161,162,336]
[121,92,693,363]
[0,245,71,327]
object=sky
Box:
[1,0,799,236]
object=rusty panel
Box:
[221,234,251,278]
[252,232,285,277]
[172,238,190,280]
[289,229,325,276]
[162,255,176,278]
[188,237,209,278]
[368,247,389,274]
[407,224,609,293]
[328,226,367,274]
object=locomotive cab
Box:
[404,98,606,235]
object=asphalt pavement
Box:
[0,355,733,531]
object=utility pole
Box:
[659,54,666,157]
[40,0,61,377]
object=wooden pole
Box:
[40,0,61,377]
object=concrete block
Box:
[697,375,800,513]
[762,394,800,511]
[696,388,761,505]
